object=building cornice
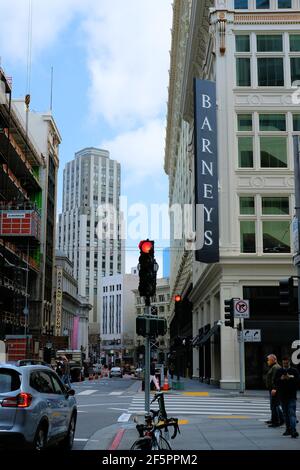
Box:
[164,0,192,176]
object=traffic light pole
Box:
[145,303,151,414]
[238,319,245,394]
[293,135,300,344]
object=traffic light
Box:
[224,299,234,328]
[138,240,157,299]
[279,277,294,312]
[136,316,167,337]
[174,295,182,315]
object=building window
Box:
[238,137,253,167]
[257,58,284,86]
[257,35,282,52]
[239,196,291,254]
[236,35,250,53]
[236,58,251,86]
[263,221,290,252]
[235,0,248,7]
[240,196,255,215]
[238,114,252,131]
[278,0,291,7]
[259,114,286,132]
[240,221,256,253]
[262,197,289,215]
[256,0,270,7]
[260,136,287,167]
[291,58,300,84]
[158,295,165,302]
[293,115,300,131]
[290,35,300,52]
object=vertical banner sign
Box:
[194,79,219,263]
[55,268,63,336]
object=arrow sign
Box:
[234,299,250,318]
[243,329,261,342]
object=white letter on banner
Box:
[201,117,212,131]
[202,94,211,109]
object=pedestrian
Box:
[61,355,72,388]
[274,355,300,438]
[169,363,175,380]
[150,359,160,392]
[265,354,284,427]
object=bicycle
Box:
[130,392,180,450]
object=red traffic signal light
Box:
[139,240,154,253]
[174,295,182,302]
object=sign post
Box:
[234,299,250,394]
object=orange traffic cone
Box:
[162,374,171,391]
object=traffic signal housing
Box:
[224,299,234,328]
[279,277,294,312]
[136,316,167,337]
[138,240,157,300]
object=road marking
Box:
[178,419,189,425]
[74,438,89,441]
[77,389,98,396]
[118,413,131,422]
[109,391,123,395]
[208,416,250,419]
[109,429,125,450]
[183,392,209,396]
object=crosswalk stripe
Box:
[77,389,98,396]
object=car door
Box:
[48,372,70,435]
[30,370,64,439]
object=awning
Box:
[192,323,220,347]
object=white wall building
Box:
[165,0,299,389]
[101,274,138,365]
[58,148,124,355]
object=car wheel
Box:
[33,423,48,451]
[58,413,76,450]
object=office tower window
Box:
[240,197,255,215]
[236,35,250,53]
[235,0,248,7]
[236,58,251,86]
[260,137,287,168]
[256,0,270,8]
[238,137,253,167]
[240,221,256,253]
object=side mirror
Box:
[67,388,75,396]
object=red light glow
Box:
[139,240,153,254]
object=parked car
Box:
[0,364,77,450]
[134,367,143,378]
[109,366,123,378]
[16,360,51,368]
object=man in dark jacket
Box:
[265,354,284,427]
[274,356,300,438]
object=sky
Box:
[0,0,173,274]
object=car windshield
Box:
[111,367,120,371]
[0,368,21,393]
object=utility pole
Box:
[293,135,300,343]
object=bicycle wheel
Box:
[131,437,152,451]
[157,436,172,450]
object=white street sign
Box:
[243,329,261,342]
[234,299,250,318]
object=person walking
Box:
[265,354,284,427]
[274,355,300,438]
[150,359,160,392]
[61,355,72,388]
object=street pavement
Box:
[71,375,139,450]
[72,377,300,451]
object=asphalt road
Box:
[71,376,139,450]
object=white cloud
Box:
[82,0,172,127]
[0,0,86,64]
[101,118,166,182]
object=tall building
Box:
[165,0,299,389]
[0,68,61,359]
[53,252,91,355]
[101,273,138,366]
[58,148,124,356]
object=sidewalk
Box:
[156,376,268,397]
[84,378,300,450]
